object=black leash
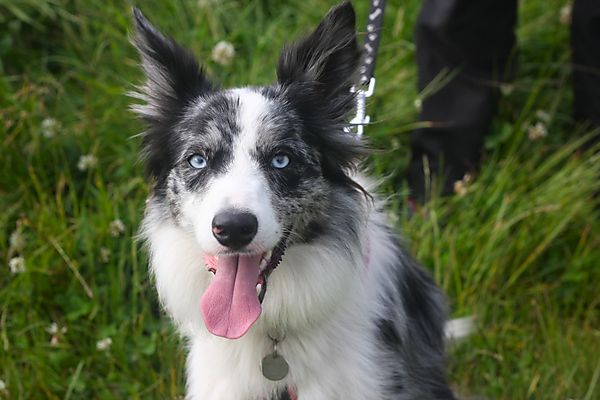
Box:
[359,0,386,86]
[347,0,386,138]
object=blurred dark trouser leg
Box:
[571,0,600,146]
[407,0,518,202]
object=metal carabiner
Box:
[345,77,376,138]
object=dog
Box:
[132,2,456,399]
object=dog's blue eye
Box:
[271,154,290,169]
[188,154,207,169]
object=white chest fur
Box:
[144,206,392,399]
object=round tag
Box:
[261,352,289,381]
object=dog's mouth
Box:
[200,241,288,340]
[203,250,273,275]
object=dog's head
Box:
[132,2,364,338]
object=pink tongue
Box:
[200,254,263,339]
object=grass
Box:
[1,0,598,398]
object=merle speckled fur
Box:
[131,2,455,399]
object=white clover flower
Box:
[453,181,467,197]
[100,247,111,263]
[40,118,60,138]
[462,173,473,184]
[46,322,67,335]
[453,174,472,197]
[559,4,572,25]
[211,41,235,66]
[9,229,25,255]
[109,219,126,237]
[0,378,6,393]
[96,337,113,351]
[46,322,59,335]
[46,322,67,346]
[528,122,548,141]
[8,257,25,274]
[77,154,98,171]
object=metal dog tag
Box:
[261,351,289,381]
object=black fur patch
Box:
[377,232,456,399]
[132,8,213,193]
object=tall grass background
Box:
[0,0,598,399]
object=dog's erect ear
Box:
[277,1,360,97]
[131,8,212,121]
[276,3,367,195]
[130,9,212,184]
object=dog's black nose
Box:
[212,210,258,250]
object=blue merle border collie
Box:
[132,2,455,399]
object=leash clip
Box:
[345,77,376,138]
